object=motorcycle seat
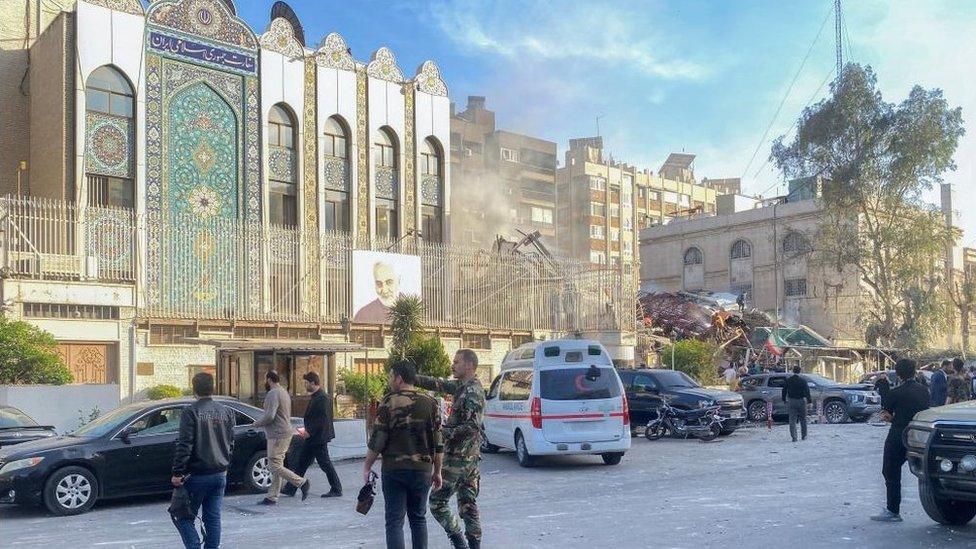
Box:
[672,408,710,419]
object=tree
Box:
[0,317,73,385]
[771,64,964,348]
[386,294,452,377]
[660,339,719,386]
[950,263,976,352]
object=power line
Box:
[739,4,833,180]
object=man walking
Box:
[171,372,236,549]
[365,359,443,549]
[947,357,971,404]
[282,372,342,498]
[930,360,949,407]
[871,359,930,523]
[416,349,486,549]
[253,370,308,504]
[781,365,811,442]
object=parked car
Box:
[0,397,303,515]
[738,373,881,423]
[0,406,56,448]
[906,402,976,525]
[618,369,745,435]
[482,339,630,467]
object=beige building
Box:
[557,138,724,267]
[450,96,557,248]
[639,196,866,346]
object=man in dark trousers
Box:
[171,372,236,549]
[282,372,342,498]
[930,360,949,407]
[781,365,811,442]
[871,358,930,523]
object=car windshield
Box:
[70,406,136,437]
[651,370,701,389]
[803,374,840,387]
[0,406,38,428]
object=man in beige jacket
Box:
[253,370,309,504]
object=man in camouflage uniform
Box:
[947,357,972,404]
[364,359,444,549]
[415,348,486,549]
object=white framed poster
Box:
[352,250,422,324]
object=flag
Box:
[765,329,787,356]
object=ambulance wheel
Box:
[515,432,536,468]
[601,452,623,465]
[480,436,500,454]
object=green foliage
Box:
[660,339,719,386]
[340,370,387,404]
[389,295,424,359]
[146,384,183,400]
[403,334,453,378]
[771,64,964,349]
[0,317,72,385]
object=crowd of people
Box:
[168,348,485,549]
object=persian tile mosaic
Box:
[85,112,134,178]
[375,166,397,200]
[323,157,349,191]
[268,146,296,182]
[85,209,134,269]
[85,0,145,16]
[415,60,448,97]
[403,82,415,232]
[366,47,403,82]
[149,0,257,49]
[421,175,441,206]
[259,17,304,58]
[315,33,355,71]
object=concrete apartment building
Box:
[557,138,723,267]
[450,96,558,248]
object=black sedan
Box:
[0,406,56,448]
[0,397,303,515]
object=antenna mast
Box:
[835,0,843,78]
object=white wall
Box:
[0,384,120,433]
[367,75,406,239]
[414,90,451,240]
[315,63,358,234]
[259,47,306,227]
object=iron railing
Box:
[0,196,635,332]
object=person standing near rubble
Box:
[781,365,811,442]
[415,349,486,549]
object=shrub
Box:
[146,384,183,400]
[340,370,387,404]
[660,339,720,386]
[0,317,72,385]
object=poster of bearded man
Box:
[351,250,422,324]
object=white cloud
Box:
[426,0,708,80]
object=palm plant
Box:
[388,295,424,359]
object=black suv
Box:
[618,369,746,434]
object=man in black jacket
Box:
[871,358,930,523]
[782,365,811,442]
[171,372,236,549]
[283,372,342,498]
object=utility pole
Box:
[596,115,604,137]
[835,0,843,78]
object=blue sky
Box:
[234,0,976,243]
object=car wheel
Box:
[244,451,272,493]
[601,452,624,465]
[44,466,98,516]
[920,478,976,525]
[515,432,535,468]
[823,401,848,424]
[748,400,768,421]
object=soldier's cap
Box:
[302,372,321,385]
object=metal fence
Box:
[0,196,635,332]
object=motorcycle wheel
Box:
[697,424,721,442]
[644,422,666,441]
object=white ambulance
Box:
[481,339,630,467]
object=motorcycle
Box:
[644,398,726,442]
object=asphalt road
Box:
[3,422,976,548]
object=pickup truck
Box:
[905,403,976,525]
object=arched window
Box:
[730,239,751,260]
[782,232,811,255]
[374,127,399,240]
[268,104,298,227]
[322,116,350,232]
[85,66,134,208]
[420,137,443,243]
[683,247,703,266]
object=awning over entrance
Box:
[185,338,363,353]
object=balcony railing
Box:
[0,196,635,333]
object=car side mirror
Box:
[119,427,132,444]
